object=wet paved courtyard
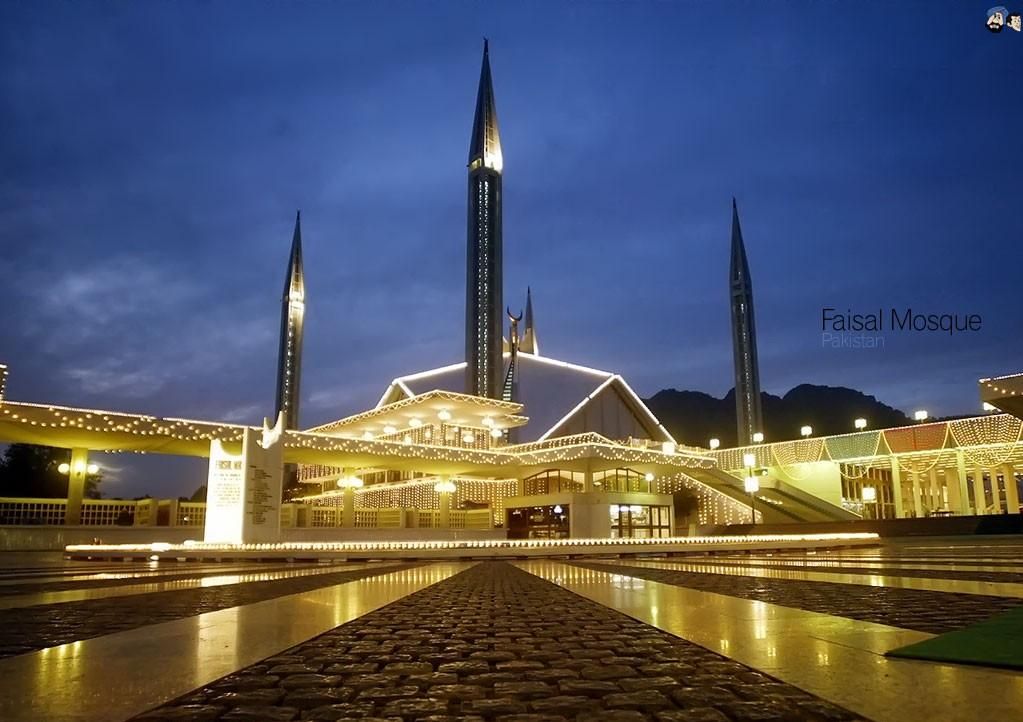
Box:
[0,538,1021,722]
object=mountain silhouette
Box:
[644,384,911,448]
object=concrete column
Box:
[438,491,452,528]
[65,448,89,526]
[890,461,904,518]
[928,468,941,512]
[946,468,964,515]
[911,472,923,517]
[973,466,987,515]
[955,451,972,515]
[1003,464,1019,515]
[583,466,594,493]
[342,487,355,528]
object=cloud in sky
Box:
[1,1,1021,497]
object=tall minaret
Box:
[521,286,539,355]
[464,39,504,399]
[729,198,763,446]
[275,211,305,432]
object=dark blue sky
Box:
[2,2,1021,497]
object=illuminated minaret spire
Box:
[464,39,504,399]
[275,211,305,432]
[521,286,538,355]
[730,198,763,446]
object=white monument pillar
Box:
[204,414,284,544]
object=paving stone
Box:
[380,698,452,717]
[557,679,621,697]
[579,664,637,681]
[279,674,342,690]
[382,661,434,675]
[464,671,525,685]
[528,695,598,714]
[605,689,674,711]
[493,681,555,699]
[407,672,460,687]
[301,702,376,720]
[282,688,354,709]
[135,705,225,721]
[221,705,299,721]
[214,674,282,691]
[465,697,529,715]
[618,676,679,692]
[439,660,492,675]
[671,686,740,708]
[655,709,731,722]
[210,689,286,706]
[270,663,324,675]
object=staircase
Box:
[686,467,860,524]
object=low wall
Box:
[0,526,202,551]
[712,513,1023,538]
[0,525,508,551]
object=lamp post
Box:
[914,410,928,423]
[434,479,456,529]
[752,432,764,444]
[854,418,867,430]
[743,452,758,524]
[800,425,813,438]
[709,438,720,450]
[337,474,363,528]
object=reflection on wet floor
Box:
[0,562,395,610]
[603,557,1023,598]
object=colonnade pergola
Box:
[712,413,1023,519]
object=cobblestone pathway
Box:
[0,563,416,659]
[574,561,1022,634]
[134,561,865,722]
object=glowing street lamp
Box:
[744,475,759,524]
[434,479,456,528]
[862,486,877,519]
[337,475,363,529]
[800,425,813,438]
[914,410,928,422]
[854,418,868,430]
[752,432,764,444]
[708,438,720,450]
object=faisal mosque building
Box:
[1,42,1022,544]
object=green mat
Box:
[886,605,1023,670]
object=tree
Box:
[0,444,102,499]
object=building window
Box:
[523,469,584,495]
[506,505,569,539]
[593,468,649,493]
[610,504,670,538]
